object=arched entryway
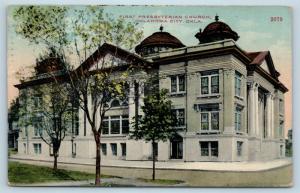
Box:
[170,134,183,159]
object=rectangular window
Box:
[33,117,42,136]
[122,115,129,134]
[111,143,117,156]
[210,142,219,157]
[201,113,209,130]
[121,143,126,156]
[170,75,186,93]
[101,143,107,156]
[33,143,41,154]
[102,115,129,135]
[211,112,219,130]
[110,116,121,134]
[102,117,109,135]
[200,142,209,156]
[237,141,243,156]
[199,104,219,131]
[235,106,242,132]
[235,72,242,97]
[211,76,219,94]
[171,76,177,93]
[33,95,42,108]
[172,109,185,127]
[200,70,219,95]
[200,141,218,157]
[178,75,185,92]
[201,77,209,95]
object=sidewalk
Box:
[9,154,292,172]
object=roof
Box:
[15,43,150,89]
[135,31,185,54]
[79,43,150,72]
[195,16,239,44]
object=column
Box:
[247,82,258,136]
[254,84,259,136]
[270,95,274,138]
[265,93,272,138]
[223,69,235,134]
[128,80,136,131]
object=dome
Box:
[135,26,185,56]
[195,15,239,44]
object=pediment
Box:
[260,60,271,74]
[76,43,149,73]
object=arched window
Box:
[110,99,120,107]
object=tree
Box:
[8,97,20,149]
[13,5,143,185]
[34,83,72,170]
[130,89,177,180]
[17,48,72,170]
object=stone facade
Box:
[17,39,287,162]
[16,17,287,162]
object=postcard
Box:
[7,5,292,187]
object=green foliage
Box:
[13,6,69,48]
[130,89,177,143]
[13,5,143,63]
[8,161,117,184]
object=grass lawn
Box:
[8,161,114,185]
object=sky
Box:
[7,5,292,133]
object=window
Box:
[280,145,284,156]
[121,143,126,156]
[33,143,41,154]
[235,106,242,132]
[211,142,219,157]
[102,117,109,135]
[170,75,185,93]
[200,141,218,157]
[101,143,107,156]
[111,143,117,156]
[33,117,42,136]
[111,99,121,108]
[200,70,219,95]
[235,72,242,97]
[111,116,121,134]
[122,115,129,134]
[172,109,185,127]
[199,104,219,131]
[237,141,243,156]
[102,115,129,135]
[33,95,42,108]
[200,142,209,156]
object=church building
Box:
[16,16,288,162]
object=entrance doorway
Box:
[170,134,183,159]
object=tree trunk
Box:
[152,141,155,181]
[95,141,101,185]
[53,153,58,170]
